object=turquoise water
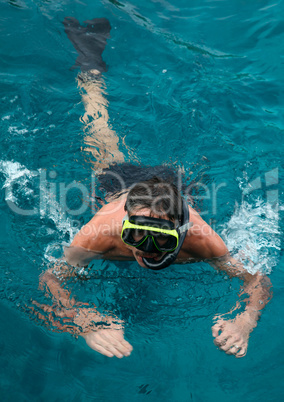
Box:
[0,0,284,400]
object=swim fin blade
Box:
[63,17,111,72]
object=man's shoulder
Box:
[183,206,228,259]
[70,199,126,253]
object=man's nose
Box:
[143,236,157,252]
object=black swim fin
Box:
[63,17,111,73]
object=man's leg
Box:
[78,71,124,170]
[63,17,124,169]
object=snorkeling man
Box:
[36,18,271,359]
[40,177,271,359]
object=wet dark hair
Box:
[124,177,183,221]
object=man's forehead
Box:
[129,207,172,221]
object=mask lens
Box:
[155,233,169,246]
[153,233,177,251]
[132,229,146,242]
[121,217,179,252]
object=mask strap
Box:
[122,214,128,224]
[179,222,193,233]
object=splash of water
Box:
[0,160,37,202]
[0,160,79,258]
[221,198,280,275]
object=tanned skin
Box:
[38,195,272,359]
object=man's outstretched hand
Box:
[31,301,133,358]
[73,307,133,358]
[82,327,133,358]
[212,311,257,358]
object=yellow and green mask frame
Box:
[121,215,179,252]
[121,198,192,270]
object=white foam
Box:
[0,160,37,202]
[221,198,280,274]
[8,126,29,135]
[0,160,79,253]
[42,190,79,262]
[9,95,18,103]
[43,190,78,239]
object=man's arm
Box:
[37,263,132,359]
[36,215,133,358]
[209,254,272,358]
[210,254,272,320]
[187,216,272,358]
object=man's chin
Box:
[135,254,147,267]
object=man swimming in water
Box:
[40,176,271,359]
[36,18,271,360]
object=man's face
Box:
[125,208,171,268]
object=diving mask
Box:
[121,215,179,253]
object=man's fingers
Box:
[100,331,132,356]
[212,325,221,338]
[235,346,247,358]
[92,335,129,358]
[90,343,115,358]
[218,340,233,352]
[214,331,231,346]
[85,334,121,357]
[84,329,133,358]
[120,339,133,352]
[225,342,241,355]
[103,330,133,350]
[98,341,125,358]
[212,321,224,337]
[212,316,250,358]
[216,338,247,357]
